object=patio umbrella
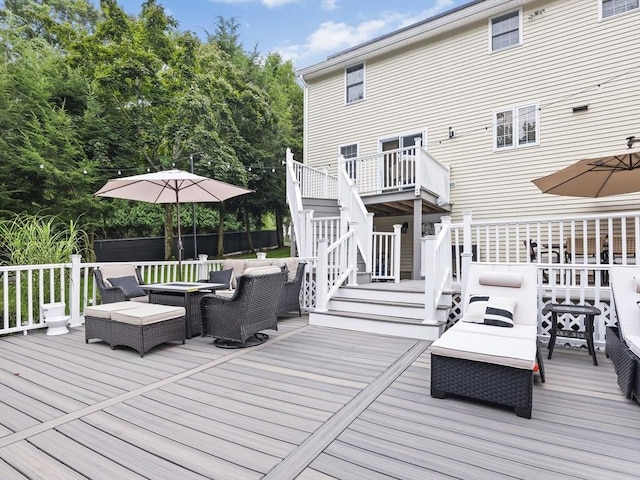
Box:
[532,149,640,198]
[94,169,252,279]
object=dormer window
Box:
[345,63,364,104]
[490,10,522,52]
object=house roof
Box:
[297,0,533,80]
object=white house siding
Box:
[302,0,640,224]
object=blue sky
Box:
[94,0,466,68]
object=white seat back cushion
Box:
[463,263,538,327]
[99,265,138,287]
[610,266,640,340]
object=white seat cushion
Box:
[625,334,640,359]
[111,304,185,325]
[431,329,536,370]
[84,302,141,319]
[452,321,537,341]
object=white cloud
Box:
[277,0,455,67]
[262,0,298,7]
[321,0,338,11]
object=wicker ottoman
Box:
[85,303,186,357]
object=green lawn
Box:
[227,246,292,259]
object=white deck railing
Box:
[315,228,358,312]
[451,210,639,269]
[337,163,373,273]
[372,225,402,282]
[0,255,318,336]
[347,140,450,201]
[422,218,453,323]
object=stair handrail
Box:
[285,149,306,256]
[423,217,453,324]
[337,155,373,273]
[315,224,358,312]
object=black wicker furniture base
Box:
[213,333,269,349]
[431,353,534,418]
[605,326,638,400]
[85,315,185,357]
[149,291,205,339]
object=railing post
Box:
[197,254,209,280]
[423,235,437,324]
[337,154,345,200]
[323,166,329,198]
[463,210,472,257]
[316,239,328,312]
[461,251,473,303]
[442,216,453,292]
[414,137,422,196]
[69,254,82,327]
[348,222,358,286]
[393,224,402,283]
[340,207,349,237]
[303,209,314,258]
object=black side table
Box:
[543,303,601,366]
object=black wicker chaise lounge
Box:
[430,263,542,418]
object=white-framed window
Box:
[345,63,364,104]
[380,132,424,153]
[493,104,539,150]
[340,143,358,179]
[600,0,639,19]
[489,9,522,52]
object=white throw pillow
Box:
[464,295,517,327]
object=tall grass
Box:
[0,213,87,266]
[0,213,89,328]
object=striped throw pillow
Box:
[464,295,517,327]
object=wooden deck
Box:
[0,316,638,480]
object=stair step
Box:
[310,310,445,341]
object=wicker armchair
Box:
[201,269,286,348]
[276,262,306,317]
[93,266,146,304]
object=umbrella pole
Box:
[176,191,183,281]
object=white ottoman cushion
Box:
[111,304,185,325]
[84,302,141,319]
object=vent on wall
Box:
[572,105,589,113]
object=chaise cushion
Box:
[464,295,517,327]
[453,321,537,340]
[110,304,185,325]
[84,302,141,319]
[431,329,536,370]
[108,276,146,298]
[208,269,233,289]
[626,335,640,359]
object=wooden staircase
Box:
[309,280,449,341]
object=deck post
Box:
[393,223,402,283]
[316,238,328,312]
[463,210,472,257]
[69,254,82,327]
[423,235,437,323]
[197,254,208,281]
[348,222,358,286]
[414,137,422,196]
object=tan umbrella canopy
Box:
[532,149,640,198]
[95,169,253,279]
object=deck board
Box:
[0,316,639,480]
